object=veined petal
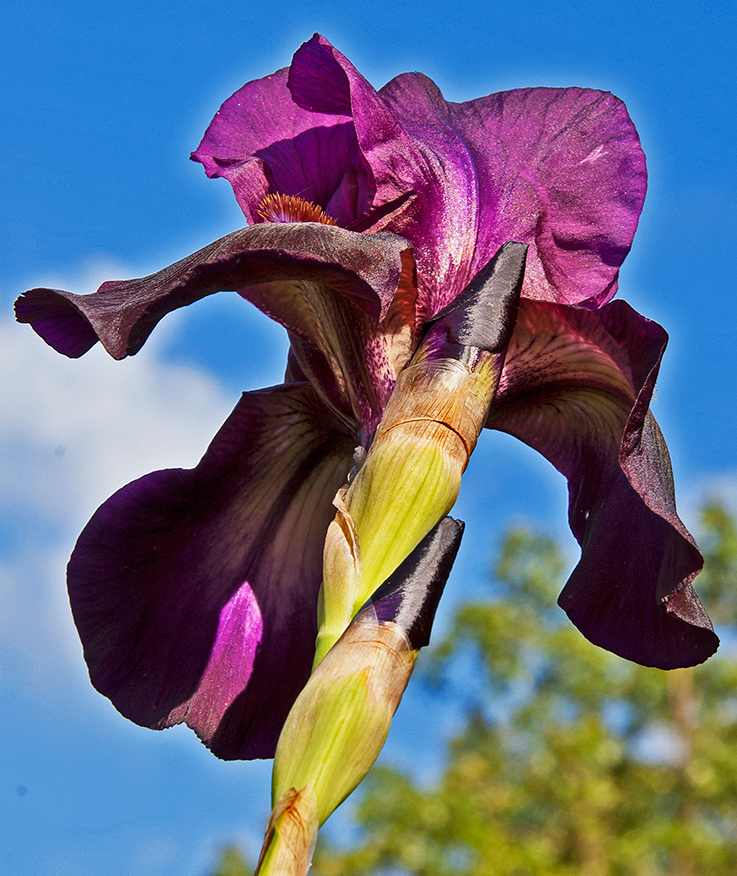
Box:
[289,37,468,324]
[380,78,647,312]
[287,36,429,235]
[192,36,646,318]
[67,383,354,759]
[376,72,486,318]
[249,246,417,435]
[467,87,646,309]
[289,38,645,316]
[14,223,412,363]
[191,66,373,227]
[488,299,718,668]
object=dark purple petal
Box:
[272,248,417,436]
[191,65,373,226]
[380,77,647,312]
[68,383,354,759]
[14,223,411,360]
[488,299,717,668]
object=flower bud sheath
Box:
[316,243,527,663]
[256,518,463,875]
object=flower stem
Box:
[253,786,319,876]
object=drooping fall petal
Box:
[253,246,417,435]
[488,299,718,668]
[15,223,415,434]
[14,223,410,357]
[67,383,354,759]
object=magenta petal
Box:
[489,299,717,668]
[165,584,263,739]
[380,78,647,312]
[289,38,645,316]
[67,384,354,759]
[287,34,353,114]
[288,37,431,233]
[15,223,410,360]
[192,36,646,317]
[463,87,647,308]
[192,65,373,226]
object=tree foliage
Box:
[209,503,737,876]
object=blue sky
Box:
[1,2,735,874]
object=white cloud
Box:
[0,309,234,698]
[1,317,232,521]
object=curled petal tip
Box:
[14,288,99,358]
[490,299,717,669]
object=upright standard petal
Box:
[286,36,429,233]
[67,383,354,759]
[488,299,718,668]
[307,35,646,312]
[191,66,374,227]
[286,36,476,319]
[193,35,646,319]
[380,79,647,311]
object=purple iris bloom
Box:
[15,34,717,761]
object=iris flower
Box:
[15,34,717,762]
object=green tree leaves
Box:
[207,502,737,876]
[312,502,737,876]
